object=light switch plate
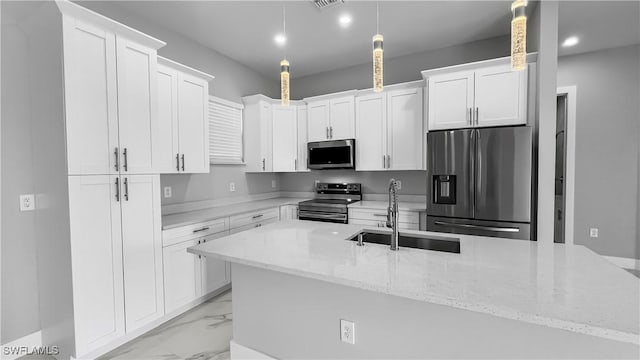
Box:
[163,186,172,198]
[229,182,236,192]
[340,319,355,344]
[590,228,599,238]
[20,194,35,211]
[396,180,402,190]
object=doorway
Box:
[555,86,577,245]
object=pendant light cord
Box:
[376,2,379,34]
[283,4,287,59]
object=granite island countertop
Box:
[189,220,640,345]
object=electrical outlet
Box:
[396,180,402,190]
[163,186,172,198]
[340,319,355,344]
[272,180,277,188]
[590,228,599,238]
[19,194,35,212]
[229,182,236,192]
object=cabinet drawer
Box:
[229,217,278,234]
[229,208,279,229]
[349,208,419,224]
[162,217,229,247]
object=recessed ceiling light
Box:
[562,36,579,48]
[339,14,352,27]
[274,34,287,46]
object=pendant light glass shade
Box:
[511,0,527,71]
[373,34,384,92]
[280,59,290,106]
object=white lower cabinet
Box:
[279,205,299,220]
[162,230,230,315]
[68,174,163,355]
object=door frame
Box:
[556,86,577,245]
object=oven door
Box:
[298,210,348,224]
[307,139,355,170]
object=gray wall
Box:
[291,35,509,99]
[80,1,281,206]
[1,18,41,344]
[557,44,640,259]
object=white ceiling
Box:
[558,1,640,57]
[86,1,515,79]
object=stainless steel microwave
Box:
[307,139,355,170]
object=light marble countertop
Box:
[348,200,426,212]
[189,220,640,345]
[162,197,309,230]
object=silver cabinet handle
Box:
[433,220,520,233]
[193,226,210,233]
[114,147,120,171]
[176,153,180,171]
[115,177,120,202]
[475,107,479,126]
[326,126,329,139]
[383,155,386,168]
[181,154,185,171]
[386,155,391,169]
[198,239,202,259]
[372,213,387,217]
[123,177,129,201]
[255,223,262,228]
[262,158,265,171]
[468,108,473,126]
[294,158,297,169]
[123,148,128,172]
[252,214,264,219]
[330,126,333,139]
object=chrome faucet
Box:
[387,178,400,251]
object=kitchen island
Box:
[189,220,640,359]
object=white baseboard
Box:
[603,256,640,271]
[1,331,43,360]
[230,340,277,360]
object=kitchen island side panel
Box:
[231,263,639,359]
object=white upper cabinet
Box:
[328,96,355,140]
[243,97,273,172]
[386,87,423,170]
[474,64,527,127]
[62,19,119,175]
[307,100,330,142]
[425,59,529,131]
[355,93,387,171]
[272,105,298,172]
[61,13,165,176]
[296,106,309,171]
[119,175,164,332]
[306,94,355,142]
[355,85,423,171]
[156,57,213,174]
[427,70,474,131]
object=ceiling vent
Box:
[311,0,344,10]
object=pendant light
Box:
[373,2,383,92]
[280,5,290,106]
[510,0,527,71]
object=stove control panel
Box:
[315,182,361,194]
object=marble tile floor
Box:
[99,290,232,360]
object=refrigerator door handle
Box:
[433,221,520,233]
[469,129,476,219]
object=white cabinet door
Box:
[115,36,158,174]
[387,87,424,170]
[296,106,308,171]
[163,239,200,314]
[200,232,230,295]
[279,205,298,220]
[307,101,329,142]
[474,64,527,127]
[260,102,273,172]
[68,175,125,355]
[329,96,355,140]
[427,70,474,130]
[155,64,180,173]
[272,105,297,172]
[355,93,387,171]
[120,175,164,332]
[62,19,119,175]
[177,72,209,173]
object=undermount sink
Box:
[348,230,461,254]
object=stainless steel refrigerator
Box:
[426,126,533,240]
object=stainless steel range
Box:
[298,182,362,224]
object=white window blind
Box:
[209,96,244,164]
